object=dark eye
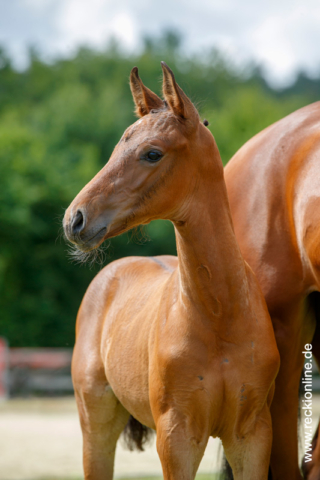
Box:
[145,150,162,162]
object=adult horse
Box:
[225,101,320,480]
[63,63,279,480]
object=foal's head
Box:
[63,62,219,252]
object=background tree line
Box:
[0,31,318,347]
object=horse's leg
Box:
[72,345,129,480]
[302,302,320,480]
[269,308,314,480]
[301,292,320,479]
[270,370,302,479]
[223,405,273,480]
[302,421,320,480]
[155,409,209,480]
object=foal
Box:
[63,63,279,480]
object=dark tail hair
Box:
[220,454,233,480]
[122,415,154,451]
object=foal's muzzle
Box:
[71,209,86,236]
[63,208,108,251]
[64,208,86,242]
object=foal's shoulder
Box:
[76,255,177,331]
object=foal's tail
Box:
[122,415,154,451]
[220,454,233,479]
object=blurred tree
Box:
[0,32,317,346]
[202,86,309,164]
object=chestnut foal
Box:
[63,63,279,480]
[225,101,320,480]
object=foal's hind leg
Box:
[72,348,129,480]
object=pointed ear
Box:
[161,61,199,127]
[130,67,164,117]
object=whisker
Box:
[129,225,150,245]
[55,210,67,245]
[66,242,111,269]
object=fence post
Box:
[0,337,9,400]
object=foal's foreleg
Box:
[155,409,209,480]
[223,405,273,480]
[72,341,129,480]
[75,383,129,480]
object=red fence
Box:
[0,340,73,397]
[10,348,72,369]
[0,337,9,399]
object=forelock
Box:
[119,108,179,144]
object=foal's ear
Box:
[130,67,164,117]
[161,61,199,128]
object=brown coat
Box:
[63,63,279,480]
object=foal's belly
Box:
[96,255,177,428]
[101,294,161,429]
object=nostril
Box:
[71,209,85,235]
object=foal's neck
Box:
[174,148,248,318]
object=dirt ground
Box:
[0,397,222,479]
[1,395,319,480]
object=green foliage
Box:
[203,86,309,164]
[0,31,318,346]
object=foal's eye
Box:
[145,151,162,162]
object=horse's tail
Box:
[220,454,233,479]
[122,415,154,451]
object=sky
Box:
[1,0,320,87]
